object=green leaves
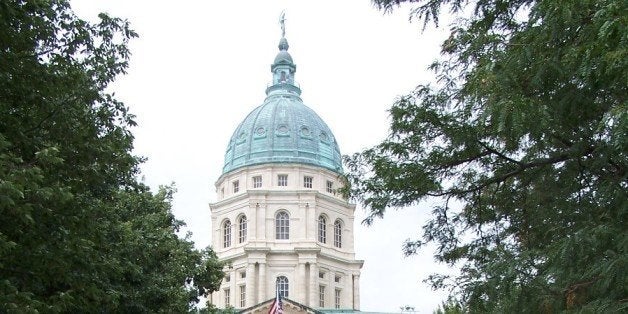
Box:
[349,0,628,312]
[0,1,223,311]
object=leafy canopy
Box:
[346,0,627,312]
[0,0,223,311]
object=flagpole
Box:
[269,278,281,314]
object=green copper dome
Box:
[222,35,342,175]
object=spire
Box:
[266,11,300,96]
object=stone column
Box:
[296,261,306,303]
[230,268,237,307]
[328,270,334,307]
[257,202,266,240]
[250,202,258,241]
[211,216,218,248]
[308,263,318,306]
[258,262,267,303]
[306,201,316,241]
[245,263,254,307]
[304,202,311,240]
[353,274,360,310]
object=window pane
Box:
[319,285,325,307]
[304,176,313,188]
[240,285,246,307]
[278,175,288,186]
[253,176,262,188]
[223,220,231,248]
[318,216,326,243]
[277,276,289,298]
[334,220,342,248]
[276,212,289,239]
[239,216,247,243]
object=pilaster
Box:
[353,274,360,310]
[258,262,267,303]
[245,263,254,307]
[309,262,318,306]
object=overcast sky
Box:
[72,1,454,312]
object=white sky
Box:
[72,1,454,312]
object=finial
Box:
[279,10,286,38]
[267,10,300,96]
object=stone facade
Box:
[209,164,362,309]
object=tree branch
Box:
[437,150,491,170]
[438,146,596,197]
[477,140,524,166]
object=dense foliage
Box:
[0,0,222,311]
[433,299,465,314]
[347,0,627,312]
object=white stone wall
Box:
[209,164,362,309]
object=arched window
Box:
[223,220,231,248]
[318,215,326,243]
[334,219,342,248]
[238,215,247,243]
[276,211,289,240]
[277,276,289,298]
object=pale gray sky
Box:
[72,1,453,312]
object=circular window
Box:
[277,125,289,134]
[301,126,310,136]
[319,132,328,141]
[255,127,266,135]
[239,132,246,140]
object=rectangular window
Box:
[239,285,246,308]
[335,275,341,283]
[221,187,225,198]
[319,285,325,307]
[225,274,230,282]
[253,176,262,188]
[240,271,246,279]
[278,174,288,186]
[304,176,313,188]
[319,271,325,279]
[225,288,230,307]
[326,180,333,193]
[335,288,341,309]
[233,180,239,193]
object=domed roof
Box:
[222,33,343,175]
[222,94,342,174]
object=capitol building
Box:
[208,18,363,313]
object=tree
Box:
[432,298,464,314]
[0,0,223,311]
[346,0,627,312]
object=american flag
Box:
[268,287,283,314]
